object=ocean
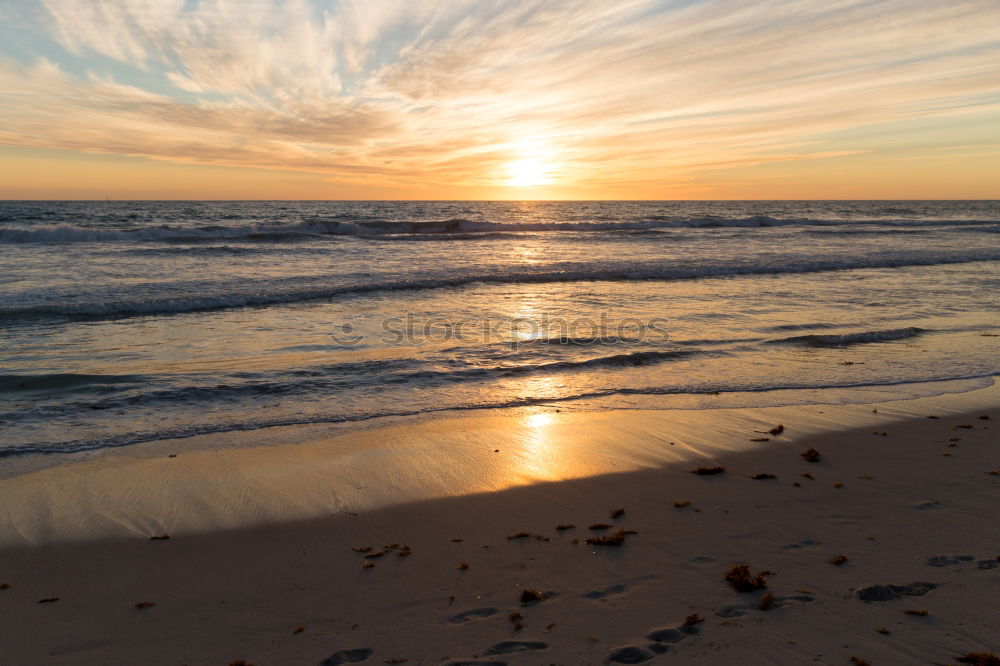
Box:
[1,200,998,458]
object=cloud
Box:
[0,0,997,191]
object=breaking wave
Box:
[2,254,997,321]
[770,327,926,347]
[3,215,999,244]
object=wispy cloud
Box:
[1,0,998,194]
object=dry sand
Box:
[1,383,998,665]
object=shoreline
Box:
[0,380,997,546]
[1,383,998,663]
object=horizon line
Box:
[3,198,998,203]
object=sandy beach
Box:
[4,0,999,663]
[1,383,998,665]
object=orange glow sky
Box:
[1,1,998,200]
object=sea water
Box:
[1,200,998,457]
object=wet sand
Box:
[1,384,998,664]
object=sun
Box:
[506,157,552,187]
[503,137,560,187]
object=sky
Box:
[0,0,998,200]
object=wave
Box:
[365,231,527,242]
[953,224,1000,234]
[383,348,696,383]
[3,371,994,458]
[3,215,1000,244]
[803,227,933,236]
[121,244,339,256]
[509,334,648,346]
[769,327,926,347]
[767,322,858,333]
[805,224,1000,237]
[0,223,339,244]
[3,350,697,416]
[2,253,998,321]
[430,349,696,379]
[0,372,147,393]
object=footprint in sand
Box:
[926,555,997,570]
[856,582,936,602]
[583,583,627,599]
[608,616,702,662]
[484,641,547,654]
[646,626,698,643]
[716,594,815,618]
[320,648,373,665]
[716,606,747,618]
[926,555,975,566]
[608,645,656,663]
[781,539,822,550]
[448,607,498,623]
